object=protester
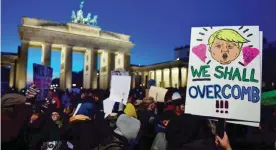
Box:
[1,83,275,150]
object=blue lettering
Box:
[251,86,260,103]
[232,85,241,99]
[197,85,205,98]
[206,85,214,99]
[214,84,222,99]
[222,84,231,99]
[189,86,198,98]
[241,86,251,101]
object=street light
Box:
[72,84,76,87]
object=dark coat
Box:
[166,114,213,150]
[63,119,99,150]
[1,104,33,150]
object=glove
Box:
[25,84,40,105]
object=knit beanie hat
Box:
[75,102,95,119]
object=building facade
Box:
[130,59,188,88]
[1,17,134,90]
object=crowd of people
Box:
[1,85,276,150]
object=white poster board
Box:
[185,26,262,124]
[109,75,131,104]
[103,98,116,118]
[149,86,168,102]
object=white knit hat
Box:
[172,92,181,101]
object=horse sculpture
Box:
[71,0,98,27]
[89,15,98,26]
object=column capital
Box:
[21,40,29,44]
[42,42,52,46]
[62,45,73,49]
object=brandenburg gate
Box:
[15,17,134,90]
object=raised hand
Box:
[215,132,232,150]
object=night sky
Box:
[2,0,276,81]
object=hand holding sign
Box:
[103,70,131,118]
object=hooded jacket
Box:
[114,114,141,142]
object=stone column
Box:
[16,41,29,90]
[178,67,182,88]
[41,43,52,67]
[123,53,130,71]
[183,67,188,87]
[141,72,145,87]
[83,49,97,89]
[9,64,15,88]
[169,68,172,87]
[161,69,164,87]
[132,73,136,88]
[154,70,157,81]
[60,46,72,89]
[99,51,115,89]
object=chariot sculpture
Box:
[71,1,98,26]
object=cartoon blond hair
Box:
[208,29,249,49]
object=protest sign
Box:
[103,98,116,118]
[185,26,262,123]
[109,75,131,104]
[225,31,263,127]
[103,70,131,118]
[149,86,168,102]
[33,63,53,101]
[111,70,129,76]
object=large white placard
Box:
[185,26,262,123]
[109,75,131,105]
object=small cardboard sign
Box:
[149,86,168,102]
[185,26,262,125]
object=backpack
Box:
[95,134,130,150]
[151,132,167,150]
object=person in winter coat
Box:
[137,101,157,150]
[98,114,141,150]
[166,97,213,150]
[40,110,64,150]
[1,85,40,150]
[1,93,34,150]
[63,102,100,150]
[48,90,61,109]
[151,110,176,150]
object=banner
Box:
[33,63,53,101]
[185,26,262,123]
